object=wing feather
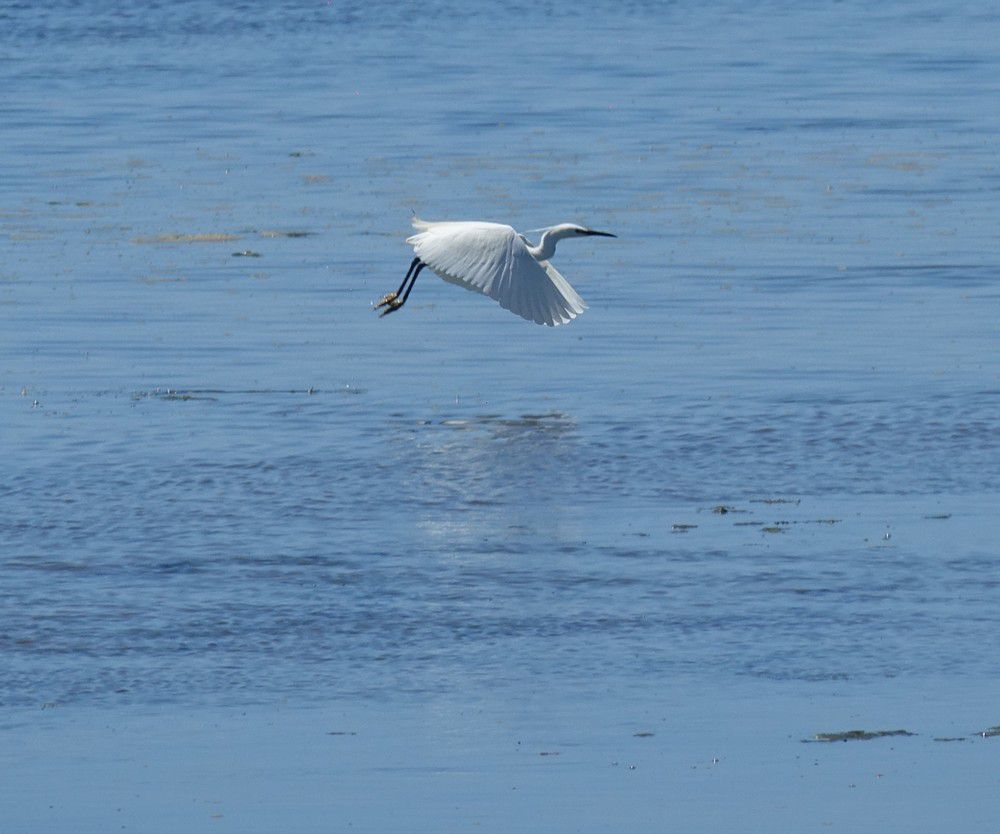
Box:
[406,220,587,327]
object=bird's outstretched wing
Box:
[407,220,586,326]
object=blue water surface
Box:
[2,1,1000,831]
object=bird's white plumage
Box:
[406,219,587,326]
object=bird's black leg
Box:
[375,257,420,311]
[377,259,425,317]
[399,262,425,304]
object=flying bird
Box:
[375,218,615,326]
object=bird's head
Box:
[541,223,617,239]
[522,222,616,260]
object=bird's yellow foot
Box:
[378,298,404,317]
[374,291,398,309]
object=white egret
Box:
[375,218,615,326]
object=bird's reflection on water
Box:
[436,411,576,435]
[398,411,584,543]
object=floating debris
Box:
[933,737,966,743]
[761,526,784,534]
[538,751,560,757]
[807,729,916,743]
[711,505,734,514]
[734,521,764,527]
[924,513,952,520]
[672,523,697,532]
[751,498,801,505]
[326,731,357,736]
[232,250,261,257]
[633,731,655,738]
[980,726,1000,738]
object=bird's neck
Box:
[527,229,570,262]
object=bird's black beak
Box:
[584,229,616,238]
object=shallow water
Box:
[3,0,1000,830]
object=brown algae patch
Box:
[806,729,916,743]
[257,229,314,238]
[672,523,697,532]
[138,275,187,285]
[132,388,218,402]
[133,233,241,244]
[158,391,218,402]
[866,153,934,173]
